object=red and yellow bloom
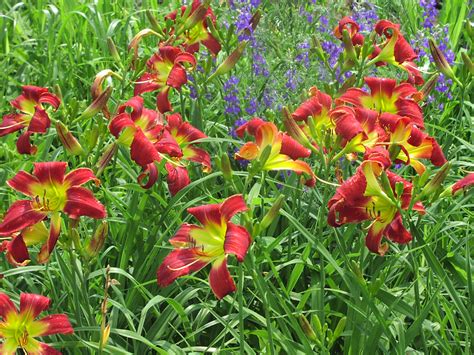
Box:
[235,118,315,186]
[379,113,446,174]
[165,0,221,55]
[109,96,181,167]
[0,162,106,264]
[337,77,424,128]
[0,86,60,154]
[333,17,364,46]
[134,46,196,113]
[164,113,211,195]
[368,20,423,85]
[157,195,250,299]
[0,292,73,354]
[328,158,425,255]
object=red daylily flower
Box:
[0,162,106,264]
[0,293,73,354]
[379,113,446,174]
[164,113,211,195]
[328,158,425,255]
[157,195,250,299]
[369,20,423,85]
[134,46,196,113]
[235,118,315,186]
[333,17,364,46]
[337,77,424,128]
[331,106,387,157]
[165,0,221,55]
[291,87,334,150]
[109,96,181,167]
[451,173,474,195]
[0,86,60,154]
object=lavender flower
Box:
[224,76,241,116]
[351,1,379,32]
[295,41,311,68]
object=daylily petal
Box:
[130,129,161,167]
[137,163,159,189]
[134,72,161,96]
[118,96,144,121]
[33,162,67,186]
[0,293,17,318]
[27,106,50,133]
[220,194,248,222]
[35,314,74,336]
[0,200,46,236]
[366,220,389,256]
[64,168,99,187]
[280,134,311,159]
[187,202,222,226]
[235,142,259,161]
[7,171,40,197]
[63,187,106,219]
[384,214,412,244]
[37,212,62,264]
[0,113,25,136]
[169,223,197,248]
[167,64,188,89]
[4,234,31,266]
[209,257,236,299]
[20,293,50,319]
[166,164,190,196]
[183,146,211,172]
[157,248,208,287]
[452,173,474,195]
[224,222,251,262]
[16,131,37,155]
[0,337,18,354]
[109,113,135,138]
[157,87,172,114]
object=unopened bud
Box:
[429,39,457,81]
[86,221,108,257]
[461,52,474,75]
[208,41,247,80]
[260,195,285,230]
[107,37,121,65]
[56,122,84,155]
[96,142,118,177]
[146,10,162,32]
[420,162,451,199]
[220,153,233,181]
[79,87,112,120]
[101,324,111,347]
[299,315,318,342]
[418,73,439,102]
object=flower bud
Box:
[96,142,118,177]
[56,122,84,155]
[417,73,439,102]
[461,52,474,75]
[298,315,318,342]
[146,10,162,32]
[86,221,108,257]
[208,41,248,80]
[107,37,121,65]
[449,173,474,196]
[79,86,112,120]
[260,195,285,230]
[220,153,233,181]
[429,39,457,81]
[419,162,450,199]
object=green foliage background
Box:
[0,0,472,354]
